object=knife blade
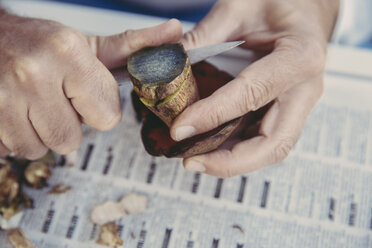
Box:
[112,40,245,87]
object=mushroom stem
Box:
[128,43,199,127]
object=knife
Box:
[111,40,245,87]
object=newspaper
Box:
[1,1,372,247]
[1,50,372,247]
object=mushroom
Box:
[24,161,51,188]
[128,43,199,127]
[128,44,241,158]
[91,193,148,226]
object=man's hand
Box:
[0,12,182,159]
[170,0,339,177]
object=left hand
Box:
[0,13,182,159]
[169,0,339,177]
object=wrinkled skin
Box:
[0,11,182,159]
[170,0,339,177]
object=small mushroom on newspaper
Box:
[1,155,51,227]
[0,211,24,230]
[8,228,35,248]
[48,183,72,194]
[24,161,51,188]
[1,192,33,228]
[1,192,33,229]
[96,222,123,248]
[91,201,126,225]
[91,193,148,225]
[119,193,148,215]
[0,164,19,203]
[1,161,23,227]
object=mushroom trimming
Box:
[91,193,148,225]
[96,222,124,248]
[8,228,35,248]
[0,152,55,229]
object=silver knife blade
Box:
[112,40,245,87]
[187,40,245,64]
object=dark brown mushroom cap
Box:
[132,61,242,158]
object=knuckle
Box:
[43,123,82,154]
[45,28,83,55]
[271,137,294,163]
[120,29,138,50]
[283,36,326,76]
[183,31,200,49]
[206,103,227,129]
[12,57,42,84]
[242,78,272,111]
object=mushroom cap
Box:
[128,43,187,88]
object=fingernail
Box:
[185,160,206,172]
[174,126,195,141]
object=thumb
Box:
[88,19,183,69]
[181,2,240,50]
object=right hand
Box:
[0,13,182,159]
[170,0,338,177]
